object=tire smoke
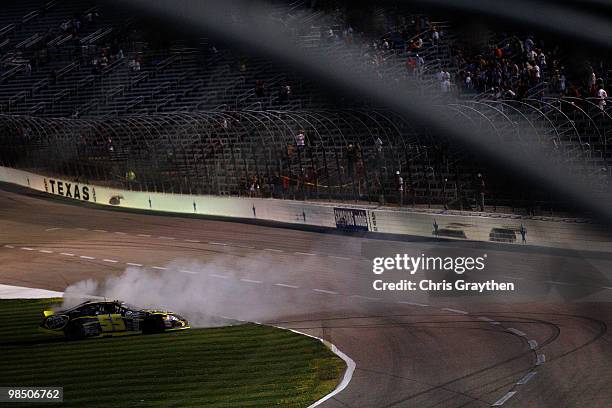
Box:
[61,254,339,327]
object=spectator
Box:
[24,63,32,77]
[476,173,485,211]
[524,37,534,54]
[346,143,356,177]
[106,138,115,153]
[375,136,383,154]
[279,84,291,102]
[538,51,546,68]
[272,173,282,198]
[588,68,597,93]
[289,171,297,199]
[464,71,473,91]
[406,55,416,76]
[559,71,567,94]
[437,68,445,83]
[439,69,451,93]
[396,171,404,206]
[431,26,440,45]
[249,175,260,197]
[597,86,608,110]
[91,58,100,74]
[533,64,541,82]
[295,131,305,150]
[415,53,425,79]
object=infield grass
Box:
[0,298,346,407]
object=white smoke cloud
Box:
[61,253,339,327]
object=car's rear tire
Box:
[64,322,86,340]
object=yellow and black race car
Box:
[40,300,189,340]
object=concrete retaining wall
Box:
[1,166,609,252]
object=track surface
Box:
[1,186,612,407]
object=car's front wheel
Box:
[142,316,166,334]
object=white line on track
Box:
[350,294,380,301]
[328,255,351,261]
[274,283,299,289]
[158,236,175,240]
[137,234,151,237]
[507,328,526,337]
[184,239,200,243]
[114,232,127,235]
[39,250,53,254]
[79,256,95,260]
[517,371,537,385]
[264,248,283,252]
[45,227,61,232]
[126,262,142,267]
[4,245,15,248]
[295,251,316,256]
[603,286,612,290]
[240,279,263,284]
[492,391,516,406]
[544,280,574,286]
[442,308,469,315]
[93,229,107,233]
[208,242,227,246]
[234,244,255,249]
[536,354,546,365]
[528,339,538,350]
[397,301,429,307]
[60,252,74,257]
[152,266,167,270]
[180,270,198,275]
[21,247,34,251]
[313,289,338,295]
[211,274,229,279]
[75,228,88,231]
[103,259,119,263]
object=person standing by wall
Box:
[396,171,404,207]
[477,173,486,212]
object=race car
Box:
[40,300,189,340]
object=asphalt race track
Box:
[1,185,612,408]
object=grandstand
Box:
[0,0,610,215]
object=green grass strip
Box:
[0,299,345,407]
